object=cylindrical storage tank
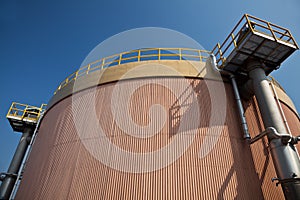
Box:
[14,48,300,199]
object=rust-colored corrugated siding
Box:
[16,78,292,199]
[280,102,300,154]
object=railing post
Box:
[267,22,278,42]
[101,58,105,69]
[7,103,14,117]
[87,64,91,74]
[245,14,254,33]
[138,50,141,62]
[217,43,223,66]
[118,54,122,65]
[231,33,237,48]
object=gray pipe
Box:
[248,65,300,200]
[0,127,34,200]
[209,54,250,139]
[269,82,292,135]
[230,75,251,139]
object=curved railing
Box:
[54,48,210,94]
[53,47,286,95]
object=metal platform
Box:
[212,14,299,75]
[6,102,47,132]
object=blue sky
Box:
[0,0,299,172]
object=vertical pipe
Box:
[249,66,300,200]
[230,75,251,139]
[209,54,250,140]
[269,82,292,135]
[0,127,33,200]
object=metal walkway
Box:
[6,102,47,132]
[212,14,299,75]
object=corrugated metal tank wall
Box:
[14,76,300,200]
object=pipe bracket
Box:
[0,173,17,182]
[250,127,295,145]
[290,136,300,145]
[272,175,300,187]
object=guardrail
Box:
[54,48,210,94]
[211,14,299,69]
[7,102,47,123]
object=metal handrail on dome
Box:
[54,48,210,94]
